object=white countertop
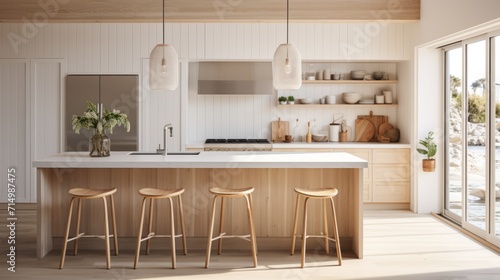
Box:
[186,141,410,149]
[272,142,410,149]
[33,151,368,169]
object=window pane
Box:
[466,40,486,231]
[446,47,463,219]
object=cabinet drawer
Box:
[373,149,410,164]
[373,164,409,181]
[373,182,410,203]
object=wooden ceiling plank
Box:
[0,0,420,23]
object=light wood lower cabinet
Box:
[372,149,410,203]
[272,147,410,205]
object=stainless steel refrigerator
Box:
[65,75,138,152]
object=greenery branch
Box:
[72,101,130,135]
[417,131,437,160]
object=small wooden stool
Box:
[59,188,118,269]
[291,188,342,268]
[205,187,257,268]
[134,188,187,269]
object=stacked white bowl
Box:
[299,98,313,104]
[325,95,336,104]
[350,70,365,80]
[342,92,362,104]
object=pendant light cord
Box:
[286,0,289,45]
[162,0,165,44]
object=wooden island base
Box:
[37,167,362,259]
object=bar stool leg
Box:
[330,197,342,266]
[205,195,218,268]
[178,195,187,255]
[168,197,176,269]
[217,197,225,255]
[248,194,258,256]
[146,198,154,255]
[110,194,119,255]
[301,197,309,268]
[102,197,111,269]
[59,197,76,269]
[134,197,148,269]
[74,198,82,255]
[290,193,300,255]
[245,194,258,267]
[323,199,330,255]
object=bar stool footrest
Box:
[211,233,252,242]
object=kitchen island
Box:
[33,151,367,259]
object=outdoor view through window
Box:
[445,35,500,244]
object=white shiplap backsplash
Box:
[188,62,400,142]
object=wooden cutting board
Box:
[357,111,388,142]
[271,118,289,142]
[355,119,375,142]
[378,122,394,142]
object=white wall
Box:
[186,23,414,142]
[0,21,414,203]
[418,0,500,45]
[413,0,500,213]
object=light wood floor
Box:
[1,210,500,279]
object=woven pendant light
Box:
[149,0,179,91]
[272,0,302,90]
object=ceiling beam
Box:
[0,0,420,23]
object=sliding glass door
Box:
[492,36,500,240]
[444,46,463,222]
[444,33,500,246]
[464,39,487,234]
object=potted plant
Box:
[72,101,130,157]
[417,131,437,172]
[287,96,295,104]
[278,96,287,105]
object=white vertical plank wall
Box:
[0,60,30,203]
[0,22,414,202]
[30,59,66,202]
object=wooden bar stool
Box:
[291,188,342,268]
[134,188,187,269]
[59,188,118,270]
[205,187,257,268]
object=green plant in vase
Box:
[72,101,130,157]
[416,131,437,172]
[278,96,287,105]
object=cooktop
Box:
[205,139,270,144]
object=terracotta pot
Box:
[422,159,435,172]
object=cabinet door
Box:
[65,76,99,151]
[100,75,138,151]
[372,148,410,204]
[373,182,410,203]
[0,60,30,202]
[363,183,372,202]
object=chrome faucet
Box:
[157,123,173,156]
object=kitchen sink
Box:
[128,152,200,156]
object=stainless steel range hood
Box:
[197,62,273,95]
